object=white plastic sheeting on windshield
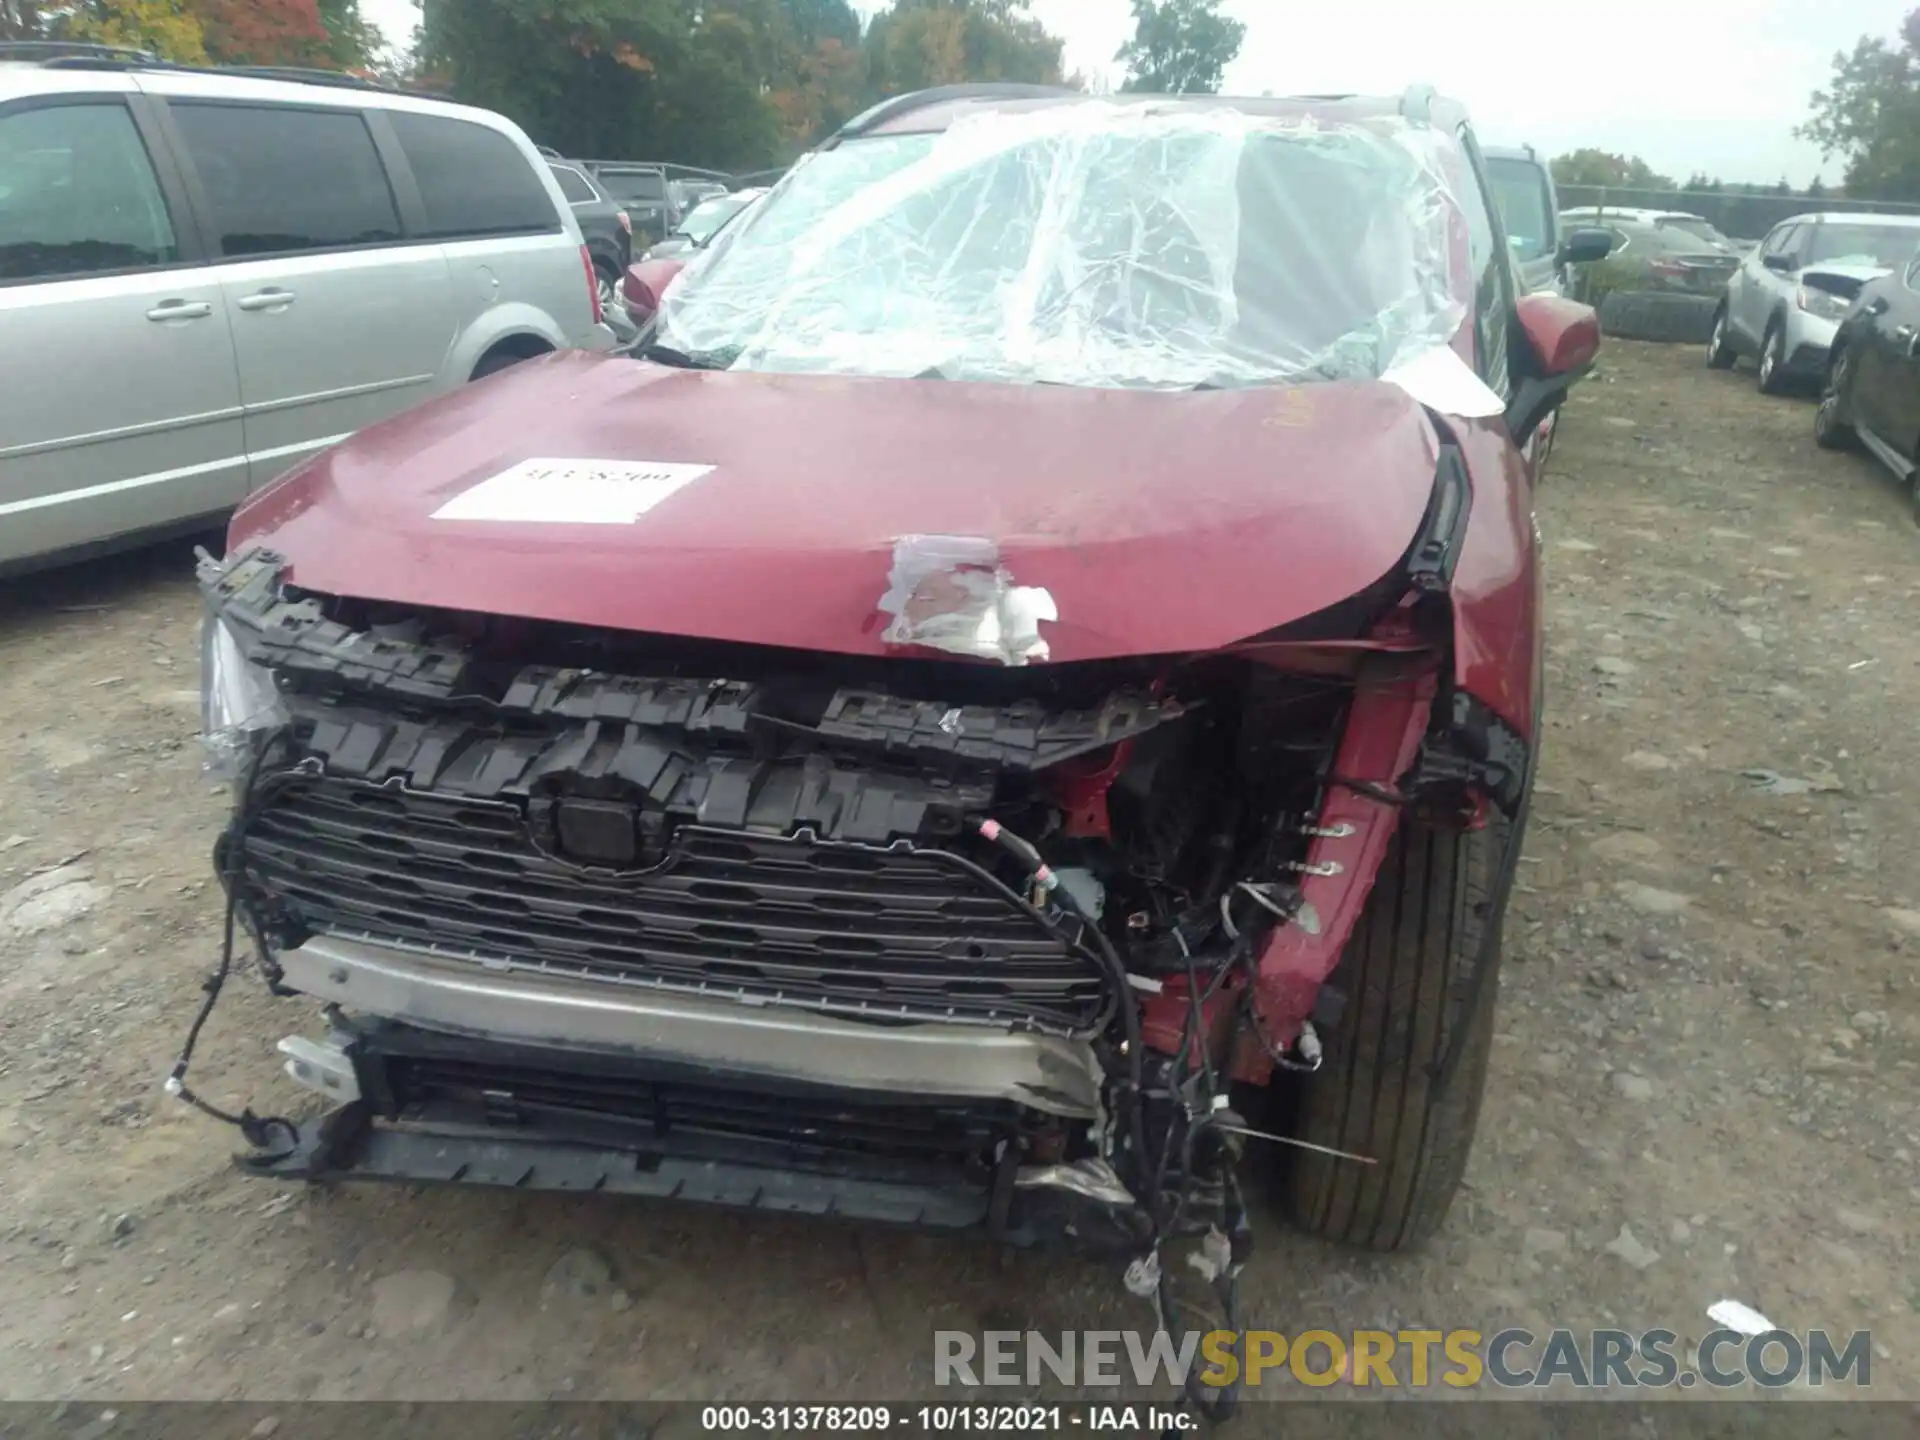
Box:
[656,102,1474,395]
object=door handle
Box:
[235,288,296,312]
[146,300,212,321]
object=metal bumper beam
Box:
[276,935,1104,1118]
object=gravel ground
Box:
[0,340,1915,1406]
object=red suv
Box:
[197,85,1597,1269]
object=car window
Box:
[597,168,667,205]
[1806,222,1920,270]
[387,112,558,239]
[549,163,596,205]
[677,193,750,244]
[170,102,399,257]
[1483,155,1552,263]
[1655,214,1732,246]
[0,101,178,282]
[1456,131,1513,396]
[1759,223,1799,261]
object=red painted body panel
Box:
[1447,416,1543,738]
[228,352,1450,664]
[1248,660,1438,1059]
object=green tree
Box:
[1799,8,1920,201]
[1,1,46,38]
[1116,0,1243,94]
[864,0,1063,96]
[1549,148,1673,190]
[56,0,208,61]
[767,0,867,150]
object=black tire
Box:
[1285,812,1513,1251]
[471,347,543,382]
[1815,346,1859,451]
[1597,290,1718,344]
[1705,306,1737,369]
[1757,321,1790,395]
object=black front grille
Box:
[241,775,1106,1031]
[383,1052,1015,1176]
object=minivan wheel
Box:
[595,264,619,320]
[1705,308,1736,369]
[1757,323,1788,394]
[1282,811,1513,1251]
[471,346,546,382]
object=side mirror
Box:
[621,256,687,327]
[1762,253,1795,274]
[1505,292,1602,443]
[1557,227,1614,266]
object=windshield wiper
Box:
[642,342,730,371]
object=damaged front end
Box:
[193,542,1521,1256]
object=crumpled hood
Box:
[1802,261,1892,291]
[230,350,1443,663]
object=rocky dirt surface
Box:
[0,340,1915,1408]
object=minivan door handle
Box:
[146,300,213,321]
[235,288,296,312]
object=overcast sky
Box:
[362,0,1903,187]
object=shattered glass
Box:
[656,102,1470,392]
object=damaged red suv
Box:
[194,86,1597,1269]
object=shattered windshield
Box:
[655,103,1468,390]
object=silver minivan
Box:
[0,54,614,572]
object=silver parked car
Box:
[0,48,614,573]
[1707,210,1920,394]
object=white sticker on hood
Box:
[431,458,714,525]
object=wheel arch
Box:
[450,303,569,382]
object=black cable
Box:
[972,819,1155,1237]
[167,732,298,1158]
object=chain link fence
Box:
[1557,185,1920,244]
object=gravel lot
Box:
[0,340,1916,1406]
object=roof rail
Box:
[0,40,156,63]
[212,64,400,93]
[826,82,1078,146]
[23,50,423,96]
[1399,84,1435,122]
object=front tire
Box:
[1815,347,1858,451]
[1706,307,1737,369]
[1757,322,1789,394]
[1285,812,1513,1251]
